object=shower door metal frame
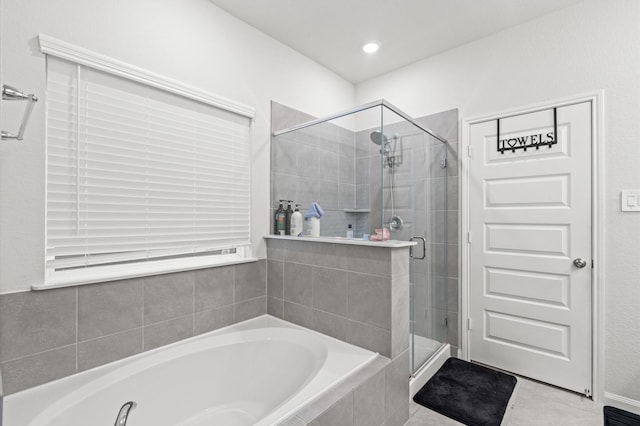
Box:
[272,99,448,144]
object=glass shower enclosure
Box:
[271,100,450,376]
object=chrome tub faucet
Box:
[114,401,137,426]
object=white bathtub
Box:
[4,315,377,426]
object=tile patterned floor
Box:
[406,376,603,425]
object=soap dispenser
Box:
[346,224,354,239]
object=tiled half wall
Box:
[266,238,411,425]
[266,238,410,359]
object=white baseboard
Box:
[603,392,640,415]
[409,344,451,398]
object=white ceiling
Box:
[209,0,582,84]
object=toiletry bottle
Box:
[276,200,287,235]
[290,204,303,236]
[285,200,294,235]
[274,200,284,234]
[346,224,354,239]
[308,217,320,237]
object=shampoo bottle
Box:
[274,200,284,234]
[290,204,303,236]
[285,200,294,235]
[275,200,287,235]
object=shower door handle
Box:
[410,236,426,260]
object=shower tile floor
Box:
[406,374,603,425]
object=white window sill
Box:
[33,255,259,291]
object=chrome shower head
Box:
[370,130,388,146]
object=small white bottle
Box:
[290,204,304,236]
[346,224,354,239]
[308,217,320,237]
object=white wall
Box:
[356,0,640,407]
[0,0,355,294]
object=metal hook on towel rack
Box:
[2,84,38,141]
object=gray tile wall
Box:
[266,238,410,359]
[271,101,359,238]
[0,261,266,395]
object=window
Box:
[44,55,253,287]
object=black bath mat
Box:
[413,357,517,426]
[604,406,640,425]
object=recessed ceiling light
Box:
[362,41,380,54]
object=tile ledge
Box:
[264,235,415,248]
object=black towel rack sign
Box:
[497,108,558,154]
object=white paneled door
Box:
[468,102,592,395]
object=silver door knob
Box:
[573,258,587,268]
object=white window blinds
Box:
[45,57,251,286]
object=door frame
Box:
[460,92,605,402]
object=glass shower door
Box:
[379,105,449,376]
[410,138,449,375]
